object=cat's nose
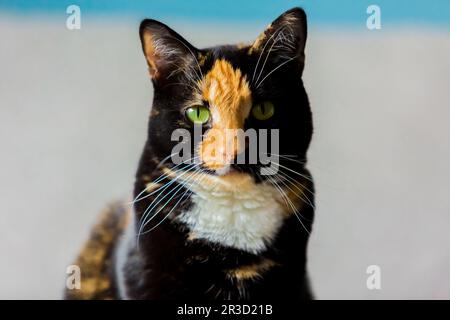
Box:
[198,128,246,171]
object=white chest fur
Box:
[178,175,286,254]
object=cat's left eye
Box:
[252,101,275,120]
[185,105,210,124]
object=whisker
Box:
[256,55,299,89]
[167,35,204,82]
[265,163,315,198]
[128,153,178,205]
[254,30,284,85]
[139,174,191,234]
[261,169,310,234]
[130,156,200,205]
[138,164,208,235]
[269,161,314,183]
[263,153,306,165]
[141,167,209,235]
[270,169,316,211]
[136,166,201,249]
[251,26,286,83]
[137,163,198,231]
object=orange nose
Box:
[199,128,245,170]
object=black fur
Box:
[121,7,315,300]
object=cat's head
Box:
[139,7,312,184]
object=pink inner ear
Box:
[142,32,160,78]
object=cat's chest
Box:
[177,181,286,254]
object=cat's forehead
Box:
[200,45,252,73]
[195,55,252,127]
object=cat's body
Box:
[65,7,316,300]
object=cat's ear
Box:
[139,19,199,83]
[250,7,307,73]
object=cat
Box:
[65,7,315,300]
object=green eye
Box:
[185,105,210,124]
[252,101,275,120]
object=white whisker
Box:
[256,55,299,89]
[251,26,286,83]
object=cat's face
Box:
[139,8,312,183]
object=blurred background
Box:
[1,0,449,299]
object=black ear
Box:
[250,7,307,73]
[139,19,199,84]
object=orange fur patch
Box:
[198,59,252,170]
[277,179,308,217]
[225,258,278,281]
[162,168,309,218]
[65,203,130,300]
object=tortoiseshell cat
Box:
[66,7,315,300]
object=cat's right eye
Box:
[185,105,210,125]
[252,101,275,120]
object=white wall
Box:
[0,15,449,299]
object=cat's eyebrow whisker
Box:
[166,35,204,82]
[254,26,298,85]
[167,61,200,88]
[255,55,299,89]
[276,28,296,52]
[254,31,284,85]
[251,25,286,83]
[164,81,200,92]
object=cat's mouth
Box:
[214,164,240,176]
[162,166,255,193]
